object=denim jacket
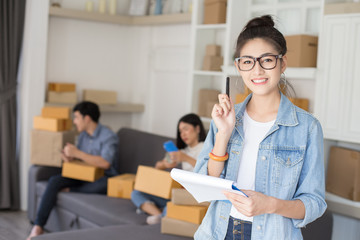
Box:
[194,93,326,240]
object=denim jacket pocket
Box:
[272,147,305,188]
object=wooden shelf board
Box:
[196,24,227,30]
[49,7,191,25]
[326,192,360,220]
[45,102,144,113]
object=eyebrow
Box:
[240,52,277,58]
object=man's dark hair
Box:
[73,101,100,123]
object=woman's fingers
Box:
[213,94,231,117]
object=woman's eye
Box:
[262,57,274,63]
[242,60,253,65]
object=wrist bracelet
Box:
[209,151,229,162]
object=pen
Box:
[226,77,230,97]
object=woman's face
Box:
[178,122,200,148]
[235,38,287,97]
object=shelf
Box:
[326,192,360,220]
[193,70,224,76]
[45,102,145,113]
[221,65,316,79]
[196,24,227,30]
[49,7,192,25]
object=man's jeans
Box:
[34,174,108,227]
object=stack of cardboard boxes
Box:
[31,106,75,167]
[47,82,77,104]
[161,188,209,237]
[202,44,223,71]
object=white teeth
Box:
[252,79,267,83]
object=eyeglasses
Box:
[234,54,283,71]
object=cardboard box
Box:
[161,217,199,238]
[198,89,220,117]
[326,147,360,201]
[134,165,182,199]
[48,82,76,92]
[30,129,75,167]
[171,188,209,207]
[83,89,117,105]
[289,98,309,111]
[285,35,318,67]
[324,3,360,15]
[205,101,217,118]
[107,174,136,199]
[203,0,227,24]
[205,44,221,56]
[62,161,104,182]
[41,106,71,119]
[33,116,72,132]
[47,91,77,104]
[166,202,208,224]
[202,55,223,71]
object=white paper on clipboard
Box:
[170,168,247,203]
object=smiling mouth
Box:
[252,78,268,84]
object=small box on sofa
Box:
[107,174,136,199]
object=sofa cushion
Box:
[33,224,191,240]
[116,128,175,174]
[37,181,146,226]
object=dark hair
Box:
[235,15,287,58]
[176,113,206,150]
[73,101,100,123]
[235,15,295,98]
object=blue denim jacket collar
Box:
[234,92,299,138]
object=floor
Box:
[0,210,32,240]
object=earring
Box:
[279,72,287,93]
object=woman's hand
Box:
[212,94,236,137]
[169,151,184,163]
[223,190,275,217]
[155,158,178,170]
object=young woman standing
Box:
[194,15,326,240]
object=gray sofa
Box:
[28,127,334,239]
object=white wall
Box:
[19,0,49,210]
[19,0,191,210]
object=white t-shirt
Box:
[230,110,275,222]
[181,142,204,172]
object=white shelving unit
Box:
[188,0,322,121]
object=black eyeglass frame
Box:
[234,54,283,71]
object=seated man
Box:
[27,101,119,240]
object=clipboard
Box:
[170,168,248,203]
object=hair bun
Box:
[245,15,274,29]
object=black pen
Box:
[226,77,230,97]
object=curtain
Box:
[0,0,26,209]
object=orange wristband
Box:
[209,151,229,162]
